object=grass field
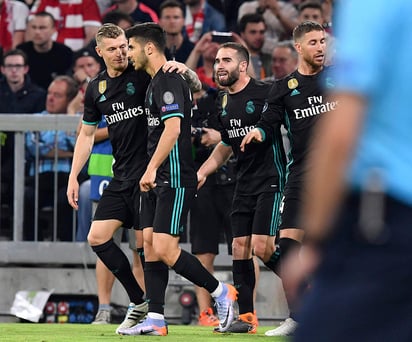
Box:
[0,323,289,341]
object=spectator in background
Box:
[0,49,46,114]
[18,12,73,90]
[0,49,46,239]
[263,40,298,82]
[30,0,102,51]
[238,0,298,54]
[238,13,271,80]
[103,0,158,24]
[24,75,79,241]
[185,31,220,88]
[159,0,195,63]
[0,0,29,52]
[183,0,226,44]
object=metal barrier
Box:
[0,114,80,242]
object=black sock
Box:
[266,238,301,276]
[144,261,169,315]
[172,249,219,293]
[92,239,144,304]
[137,247,145,268]
[233,258,255,314]
[264,249,281,274]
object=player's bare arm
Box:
[162,61,202,93]
[197,143,233,189]
[67,123,97,209]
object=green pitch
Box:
[0,323,289,341]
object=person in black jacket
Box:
[0,48,46,238]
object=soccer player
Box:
[66,23,201,334]
[197,42,286,334]
[119,22,238,336]
[241,20,336,336]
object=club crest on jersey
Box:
[221,93,228,116]
[98,80,107,94]
[126,82,135,95]
[245,101,255,114]
[288,78,299,89]
[163,91,174,104]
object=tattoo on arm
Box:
[183,68,202,93]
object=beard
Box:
[216,69,240,87]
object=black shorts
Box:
[93,179,140,229]
[231,191,283,238]
[140,186,196,235]
[190,184,234,255]
[279,197,301,230]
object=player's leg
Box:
[190,184,220,326]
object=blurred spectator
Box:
[183,0,226,44]
[239,13,271,80]
[159,0,195,63]
[263,39,298,82]
[238,0,298,54]
[17,11,73,90]
[0,49,46,113]
[24,75,79,241]
[30,0,102,51]
[0,0,29,52]
[185,31,220,88]
[103,0,158,24]
[0,49,46,238]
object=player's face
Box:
[127,37,148,71]
[214,47,241,87]
[296,30,326,69]
[96,35,128,73]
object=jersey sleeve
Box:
[154,73,186,122]
[82,80,102,125]
[257,80,284,140]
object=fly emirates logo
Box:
[293,95,338,120]
[105,102,144,125]
[227,119,255,139]
[145,108,160,127]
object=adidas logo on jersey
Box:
[290,89,300,96]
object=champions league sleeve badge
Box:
[163,91,174,104]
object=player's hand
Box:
[140,168,157,192]
[67,176,79,210]
[197,171,207,190]
[162,60,187,74]
[240,128,263,152]
[200,127,221,147]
